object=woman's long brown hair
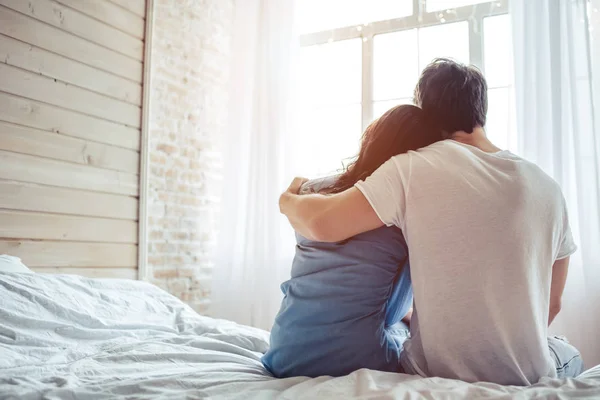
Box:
[321,104,442,194]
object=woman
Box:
[262,105,442,378]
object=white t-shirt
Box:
[355,140,577,386]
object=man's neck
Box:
[450,127,502,153]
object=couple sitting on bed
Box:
[262,58,584,386]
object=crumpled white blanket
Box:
[0,272,599,400]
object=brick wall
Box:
[147,0,234,313]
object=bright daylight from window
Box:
[295,0,515,177]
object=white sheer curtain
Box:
[211,0,299,330]
[511,0,600,366]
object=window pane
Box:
[372,98,413,122]
[373,29,419,101]
[296,104,362,177]
[298,39,362,106]
[426,0,490,12]
[418,21,469,69]
[484,14,513,88]
[296,0,413,34]
[486,88,517,151]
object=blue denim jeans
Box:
[548,335,584,378]
[395,333,584,379]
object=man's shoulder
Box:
[507,154,562,190]
[387,140,450,161]
[387,140,461,167]
[411,139,465,157]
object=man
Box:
[279,59,583,385]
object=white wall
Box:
[146,0,234,314]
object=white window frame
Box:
[298,0,509,131]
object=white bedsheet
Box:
[1,272,599,400]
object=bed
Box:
[1,271,600,400]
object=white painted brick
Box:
[147,0,233,311]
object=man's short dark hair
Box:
[414,58,487,136]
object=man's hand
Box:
[279,177,308,213]
[287,177,309,194]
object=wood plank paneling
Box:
[0,150,138,196]
[0,0,143,60]
[0,63,141,127]
[0,210,137,243]
[0,34,142,104]
[54,0,144,39]
[108,0,146,18]
[0,240,137,267]
[0,181,138,220]
[0,121,139,174]
[0,92,140,150]
[0,5,142,82]
[136,0,153,281]
[0,0,145,279]
[33,267,137,279]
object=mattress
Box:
[1,272,599,400]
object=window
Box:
[373,21,470,120]
[296,39,363,176]
[483,14,517,151]
[295,0,515,177]
[426,0,491,12]
[296,0,413,35]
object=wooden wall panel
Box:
[0,0,143,60]
[53,0,144,39]
[0,150,138,196]
[0,92,140,151]
[0,181,138,220]
[0,210,137,243]
[0,241,137,267]
[108,0,146,18]
[0,121,140,174]
[33,267,137,279]
[0,0,147,278]
[0,63,141,127]
[0,34,142,104]
[0,5,142,82]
